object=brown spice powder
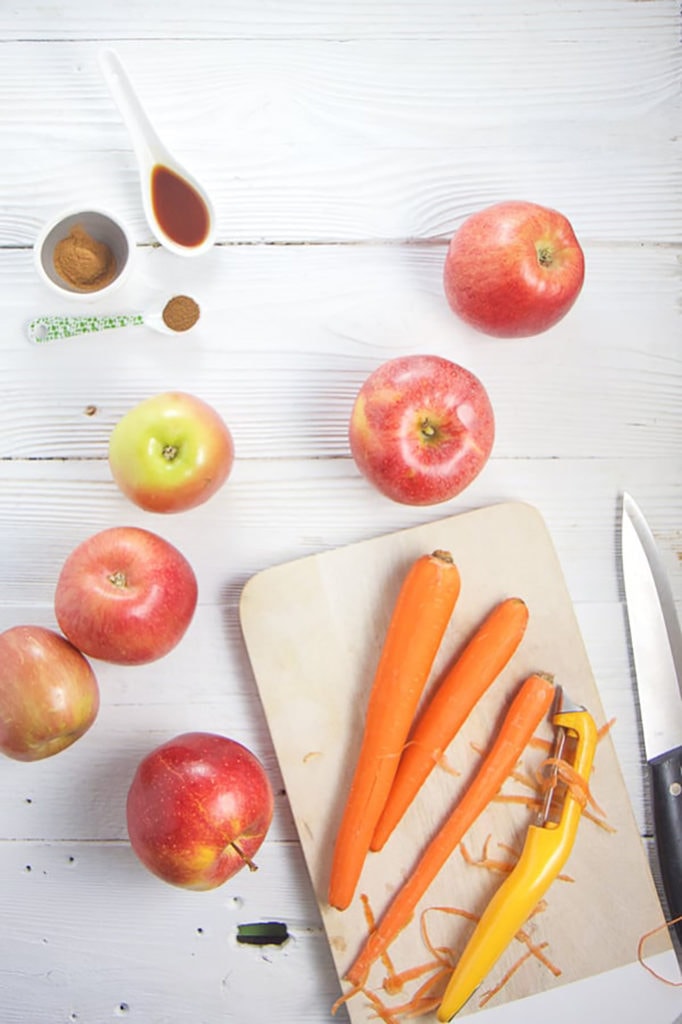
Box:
[53,224,117,291]
[162,295,200,332]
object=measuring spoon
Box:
[99,48,215,257]
[28,307,194,344]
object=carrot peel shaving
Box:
[637,915,682,986]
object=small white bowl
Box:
[34,208,133,301]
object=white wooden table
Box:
[1,3,681,1022]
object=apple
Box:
[443,200,585,338]
[108,391,234,513]
[349,354,494,505]
[126,731,275,891]
[54,526,198,665]
[0,625,99,761]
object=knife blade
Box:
[621,492,682,943]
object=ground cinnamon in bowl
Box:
[162,295,200,332]
[53,224,117,291]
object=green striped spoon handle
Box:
[28,313,145,344]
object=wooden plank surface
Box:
[1,2,681,1022]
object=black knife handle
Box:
[650,745,682,943]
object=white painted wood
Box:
[0,1,681,1022]
[3,243,682,462]
[0,0,679,45]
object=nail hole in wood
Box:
[236,921,289,946]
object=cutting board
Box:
[239,502,669,1020]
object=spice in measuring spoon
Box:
[27,295,201,343]
[151,165,210,249]
[162,295,200,332]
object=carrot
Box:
[371,597,529,852]
[345,673,555,987]
[328,550,461,911]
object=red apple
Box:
[0,625,99,761]
[126,732,275,891]
[108,391,234,513]
[349,354,494,505]
[443,200,585,338]
[54,526,198,665]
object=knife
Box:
[621,492,682,943]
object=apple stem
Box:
[231,840,258,872]
[537,245,554,267]
[420,419,437,439]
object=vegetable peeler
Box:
[436,686,598,1021]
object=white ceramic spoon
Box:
[27,306,196,343]
[99,48,216,256]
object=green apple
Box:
[108,391,234,513]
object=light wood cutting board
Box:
[239,502,669,1020]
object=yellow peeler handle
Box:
[437,706,597,1022]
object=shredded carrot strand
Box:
[637,915,682,986]
[361,892,375,930]
[460,836,517,875]
[423,902,483,926]
[331,981,364,1016]
[597,717,616,741]
[436,751,461,777]
[381,959,442,996]
[478,946,538,1006]
[510,767,538,790]
[496,784,615,833]
[401,995,445,1019]
[498,840,522,858]
[528,735,553,751]
[493,792,544,810]
[361,893,397,979]
[401,965,452,1018]
[496,748,616,833]
[362,986,401,1024]
[461,836,574,884]
[583,808,618,833]
[527,898,548,919]
[376,965,452,1018]
[516,928,562,976]
[418,906,475,970]
[540,755,608,815]
[355,899,562,1022]
[539,757,587,809]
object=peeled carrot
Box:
[371,597,529,852]
[328,550,461,912]
[344,672,555,987]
